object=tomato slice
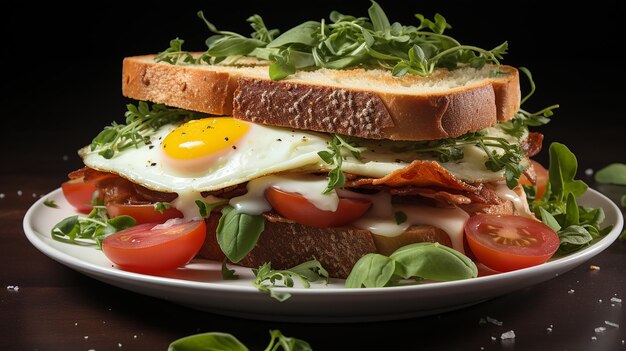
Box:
[106,203,183,224]
[102,220,206,273]
[61,179,100,213]
[519,160,549,199]
[464,214,559,272]
[265,187,371,227]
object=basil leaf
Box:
[390,242,477,281]
[345,253,395,288]
[539,207,561,232]
[558,225,593,246]
[216,206,265,263]
[594,163,626,185]
[621,194,626,207]
[168,332,249,351]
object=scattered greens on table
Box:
[168,330,312,351]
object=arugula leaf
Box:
[499,67,559,138]
[155,38,198,65]
[90,102,204,159]
[526,142,610,254]
[44,199,58,208]
[51,206,136,248]
[160,2,508,80]
[346,242,477,288]
[216,206,265,263]
[168,330,311,351]
[548,143,588,202]
[594,163,626,185]
[405,130,527,188]
[265,330,312,351]
[252,260,329,302]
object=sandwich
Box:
[54,2,604,286]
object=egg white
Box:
[80,121,522,194]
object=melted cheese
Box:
[494,184,534,217]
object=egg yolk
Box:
[162,117,250,172]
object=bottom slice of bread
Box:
[198,213,452,279]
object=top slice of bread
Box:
[122,55,520,141]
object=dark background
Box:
[4,0,626,174]
[3,1,626,350]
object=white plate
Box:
[24,188,623,322]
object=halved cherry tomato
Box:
[61,179,100,213]
[102,220,206,274]
[106,203,183,224]
[519,160,549,199]
[265,187,371,227]
[464,214,559,272]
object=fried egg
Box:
[81,118,522,197]
[81,117,330,193]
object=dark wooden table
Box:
[3,2,626,350]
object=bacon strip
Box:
[521,132,543,158]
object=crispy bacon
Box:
[344,160,503,205]
[521,132,543,158]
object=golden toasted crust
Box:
[122,55,520,141]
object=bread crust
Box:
[122,56,520,141]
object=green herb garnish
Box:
[253,260,329,301]
[168,330,312,351]
[499,67,559,138]
[153,202,171,214]
[195,199,228,218]
[90,102,204,159]
[317,134,364,194]
[159,1,507,80]
[51,206,136,248]
[44,199,58,208]
[407,130,527,189]
[526,143,612,254]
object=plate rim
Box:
[23,187,624,296]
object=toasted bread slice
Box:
[122,55,520,141]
